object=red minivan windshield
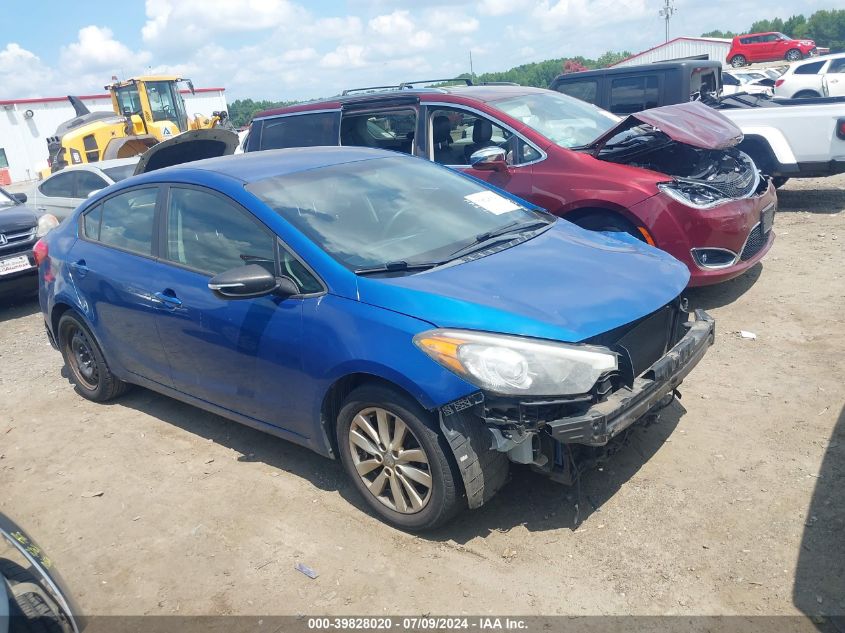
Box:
[491,91,619,149]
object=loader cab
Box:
[108,76,191,139]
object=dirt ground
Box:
[1,175,843,620]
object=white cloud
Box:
[280,47,319,63]
[369,10,416,36]
[367,10,435,53]
[0,43,55,98]
[320,44,367,69]
[426,9,479,34]
[478,0,530,16]
[310,16,364,40]
[60,26,151,74]
[532,0,649,30]
[142,0,306,48]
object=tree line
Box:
[702,9,845,52]
[225,51,630,127]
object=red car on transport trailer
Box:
[727,32,817,67]
[246,83,776,286]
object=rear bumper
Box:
[546,309,715,446]
[0,268,37,298]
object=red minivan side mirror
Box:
[469,147,508,172]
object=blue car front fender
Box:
[300,294,479,454]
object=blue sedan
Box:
[37,147,714,530]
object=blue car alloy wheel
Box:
[337,385,465,531]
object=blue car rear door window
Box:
[82,204,102,239]
[98,188,158,256]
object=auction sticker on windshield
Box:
[0,255,32,276]
[464,191,521,215]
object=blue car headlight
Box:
[413,329,617,397]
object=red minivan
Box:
[727,32,817,67]
[246,84,775,286]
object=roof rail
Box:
[477,81,520,86]
[341,85,401,96]
[398,78,473,89]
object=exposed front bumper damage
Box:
[439,308,715,494]
[546,309,714,446]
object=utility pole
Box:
[658,0,676,42]
[469,50,474,78]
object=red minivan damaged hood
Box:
[592,101,744,151]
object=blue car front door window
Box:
[165,187,277,275]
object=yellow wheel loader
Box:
[45,76,234,173]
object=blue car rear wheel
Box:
[58,312,128,402]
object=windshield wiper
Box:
[354,260,443,275]
[446,220,551,260]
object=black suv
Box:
[549,60,723,115]
[0,187,49,297]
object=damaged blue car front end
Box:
[353,218,715,506]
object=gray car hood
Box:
[134,129,239,175]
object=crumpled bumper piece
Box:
[547,309,715,446]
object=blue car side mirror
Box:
[207,264,297,299]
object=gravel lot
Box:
[1,175,843,620]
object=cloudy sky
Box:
[0,0,830,101]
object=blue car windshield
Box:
[247,156,553,270]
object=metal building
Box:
[611,37,732,68]
[0,87,227,184]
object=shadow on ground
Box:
[685,263,762,310]
[0,294,39,322]
[110,384,684,539]
[777,186,845,215]
[793,404,845,632]
[428,401,683,542]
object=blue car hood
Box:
[356,222,689,343]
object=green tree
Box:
[701,29,738,38]
[227,98,299,128]
[749,17,784,33]
[594,50,632,67]
[467,52,631,87]
[783,14,807,37]
[805,9,845,51]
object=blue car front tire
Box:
[337,384,464,531]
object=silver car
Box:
[30,158,139,219]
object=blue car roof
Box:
[156,146,392,184]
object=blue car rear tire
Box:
[58,312,128,402]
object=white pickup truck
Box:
[549,61,845,187]
[711,93,845,186]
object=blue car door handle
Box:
[153,290,183,308]
[70,259,89,278]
